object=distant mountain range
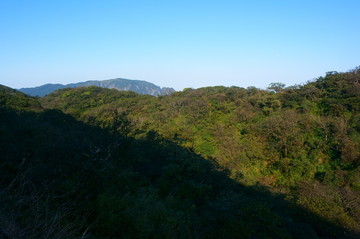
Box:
[18,78,175,97]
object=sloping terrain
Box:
[1,67,359,238]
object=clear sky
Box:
[1,0,359,90]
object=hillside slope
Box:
[0,67,359,238]
[0,86,329,239]
[40,67,360,237]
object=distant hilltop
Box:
[18,78,175,97]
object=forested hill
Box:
[18,78,175,97]
[0,68,359,238]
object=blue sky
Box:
[1,0,359,90]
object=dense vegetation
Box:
[0,68,359,238]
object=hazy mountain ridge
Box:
[19,78,175,97]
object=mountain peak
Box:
[19,78,175,97]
